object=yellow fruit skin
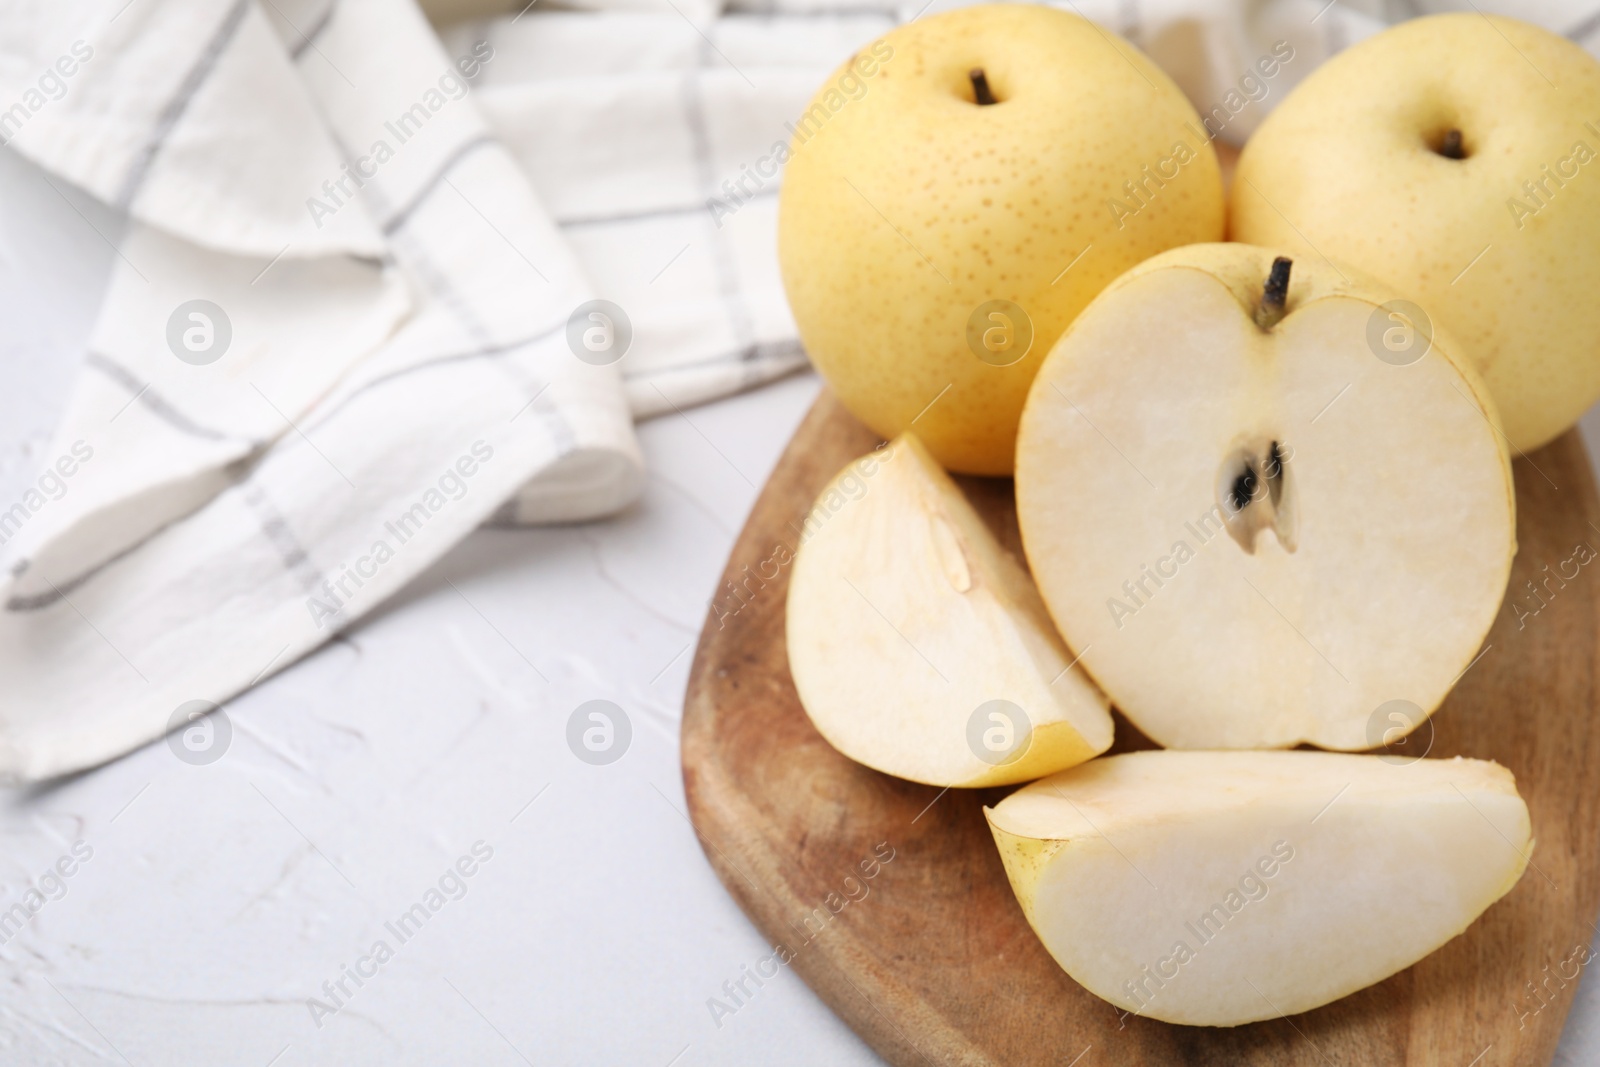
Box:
[778,3,1224,475]
[956,721,1106,789]
[984,814,1062,922]
[1230,13,1600,453]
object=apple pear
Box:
[1230,13,1600,452]
[1015,243,1515,750]
[986,750,1532,1026]
[786,433,1112,787]
[778,3,1224,475]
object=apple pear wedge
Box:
[786,433,1113,787]
[986,750,1533,1026]
[1015,243,1516,751]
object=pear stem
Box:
[970,68,998,106]
[1438,129,1465,159]
[1255,257,1292,330]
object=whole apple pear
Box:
[778,3,1224,475]
[1231,13,1600,453]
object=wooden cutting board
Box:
[681,389,1600,1066]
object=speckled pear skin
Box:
[1231,12,1600,453]
[777,2,1225,475]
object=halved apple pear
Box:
[986,750,1532,1026]
[786,433,1113,787]
[1015,243,1515,750]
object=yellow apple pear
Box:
[1231,13,1600,452]
[778,3,1224,475]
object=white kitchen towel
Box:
[436,8,899,419]
[0,0,644,780]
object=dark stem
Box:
[970,68,998,106]
[1255,257,1292,330]
[1438,129,1465,159]
[1265,441,1285,507]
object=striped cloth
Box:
[0,0,643,780]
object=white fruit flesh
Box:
[987,750,1532,1026]
[1015,243,1515,750]
[786,433,1113,787]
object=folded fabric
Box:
[439,10,896,426]
[0,0,641,780]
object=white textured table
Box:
[1,144,1597,1067]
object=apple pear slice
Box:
[986,750,1533,1026]
[786,433,1113,787]
[1015,243,1515,750]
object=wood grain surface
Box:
[681,389,1600,1066]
